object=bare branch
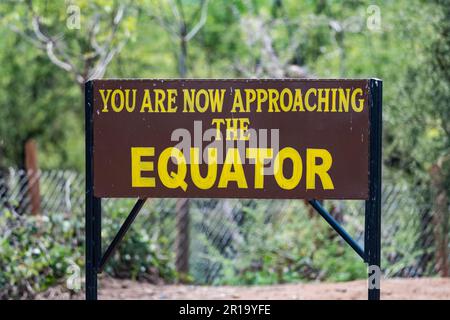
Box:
[31,16,50,42]
[7,24,45,50]
[87,40,126,80]
[151,0,208,41]
[45,41,73,72]
[185,0,208,42]
[20,0,83,82]
[168,0,182,26]
[149,1,181,37]
[113,4,125,25]
[8,0,132,85]
[89,14,103,56]
[235,10,312,79]
[87,4,129,80]
[150,12,180,37]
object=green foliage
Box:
[0,0,438,173]
[101,199,177,281]
[0,199,176,299]
[0,209,83,299]
[0,0,449,294]
[0,0,140,170]
[0,31,81,169]
[191,200,365,285]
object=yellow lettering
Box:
[183,89,195,112]
[331,88,337,112]
[244,89,256,112]
[274,147,302,190]
[196,89,209,112]
[154,89,166,112]
[231,89,245,113]
[338,88,350,112]
[140,89,153,112]
[279,88,293,112]
[190,148,217,189]
[351,88,364,112]
[305,88,317,112]
[99,89,112,112]
[246,148,273,188]
[317,88,330,112]
[256,89,268,112]
[158,147,187,191]
[209,89,225,113]
[293,89,304,112]
[268,89,280,112]
[167,89,178,113]
[124,89,137,112]
[131,147,155,187]
[218,148,247,188]
[306,148,334,190]
[111,89,124,112]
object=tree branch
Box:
[185,0,208,42]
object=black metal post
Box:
[85,81,99,300]
[98,199,146,272]
[365,78,382,300]
[309,200,365,260]
[94,197,101,276]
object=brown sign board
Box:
[90,79,371,199]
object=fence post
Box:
[25,139,41,215]
[365,78,382,300]
[175,198,190,281]
[85,80,100,300]
[430,160,449,277]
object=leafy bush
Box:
[190,200,366,285]
[101,199,177,282]
[0,209,83,299]
[0,199,177,299]
[0,186,439,298]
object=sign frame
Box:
[84,78,382,300]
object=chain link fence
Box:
[0,168,448,286]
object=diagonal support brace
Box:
[98,198,147,273]
[308,199,365,261]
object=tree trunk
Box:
[25,139,41,215]
[175,25,190,280]
[175,197,190,281]
[179,22,188,78]
[430,160,449,277]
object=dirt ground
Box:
[39,277,450,300]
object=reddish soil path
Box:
[39,277,450,300]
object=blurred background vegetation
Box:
[0,0,449,299]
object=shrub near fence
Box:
[0,168,448,298]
